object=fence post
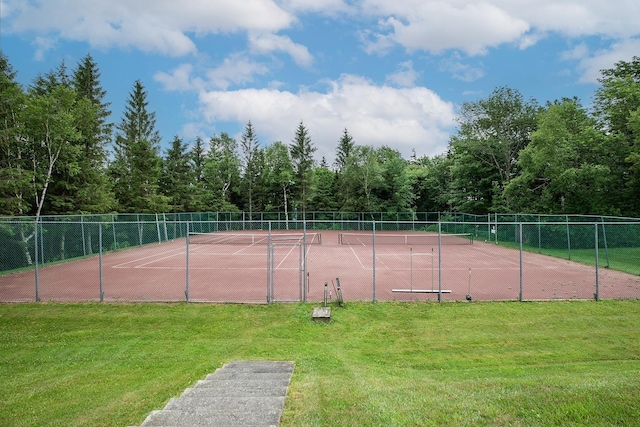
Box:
[81,215,87,257]
[519,223,523,302]
[35,220,40,302]
[566,215,571,260]
[267,222,272,303]
[595,223,600,301]
[438,221,442,303]
[99,223,104,302]
[112,215,117,250]
[600,217,610,268]
[185,222,190,303]
[303,220,307,303]
[372,220,377,303]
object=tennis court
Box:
[1,229,638,302]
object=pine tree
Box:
[290,121,316,212]
[161,135,194,212]
[110,80,168,213]
[240,120,260,214]
[334,128,355,210]
[188,136,210,212]
[69,54,116,213]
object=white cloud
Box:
[206,54,271,89]
[568,38,640,83]
[439,54,485,82]
[154,64,201,92]
[497,0,640,39]
[32,36,57,62]
[385,61,420,87]
[198,75,456,161]
[362,1,530,56]
[154,55,272,92]
[278,0,353,15]
[0,0,12,19]
[360,0,640,56]
[3,0,294,56]
[248,33,313,67]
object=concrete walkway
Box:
[135,360,295,427]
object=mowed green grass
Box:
[1,301,639,426]
[499,242,640,276]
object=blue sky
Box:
[2,0,639,164]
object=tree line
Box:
[1,51,639,219]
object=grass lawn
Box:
[497,241,640,276]
[1,301,639,426]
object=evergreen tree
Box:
[290,121,316,212]
[239,120,260,214]
[189,136,209,212]
[335,128,355,171]
[69,54,115,213]
[334,128,355,210]
[161,135,194,212]
[110,80,168,213]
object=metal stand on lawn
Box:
[332,277,344,307]
[466,268,472,301]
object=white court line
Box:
[112,246,193,268]
[275,244,298,269]
[349,245,368,270]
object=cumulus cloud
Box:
[565,38,640,83]
[248,33,314,67]
[385,61,420,87]
[439,54,485,82]
[206,54,271,90]
[154,55,272,92]
[155,64,201,92]
[3,0,294,56]
[198,75,456,161]
[362,1,530,55]
[361,0,640,56]
[278,0,354,15]
[32,36,58,62]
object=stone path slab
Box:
[136,360,295,427]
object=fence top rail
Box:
[0,211,640,224]
[2,219,640,226]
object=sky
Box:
[1,0,640,164]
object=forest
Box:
[1,51,639,219]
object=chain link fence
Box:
[1,213,639,303]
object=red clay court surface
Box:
[1,230,638,303]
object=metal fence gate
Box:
[268,241,306,302]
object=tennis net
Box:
[338,232,473,246]
[188,232,322,245]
